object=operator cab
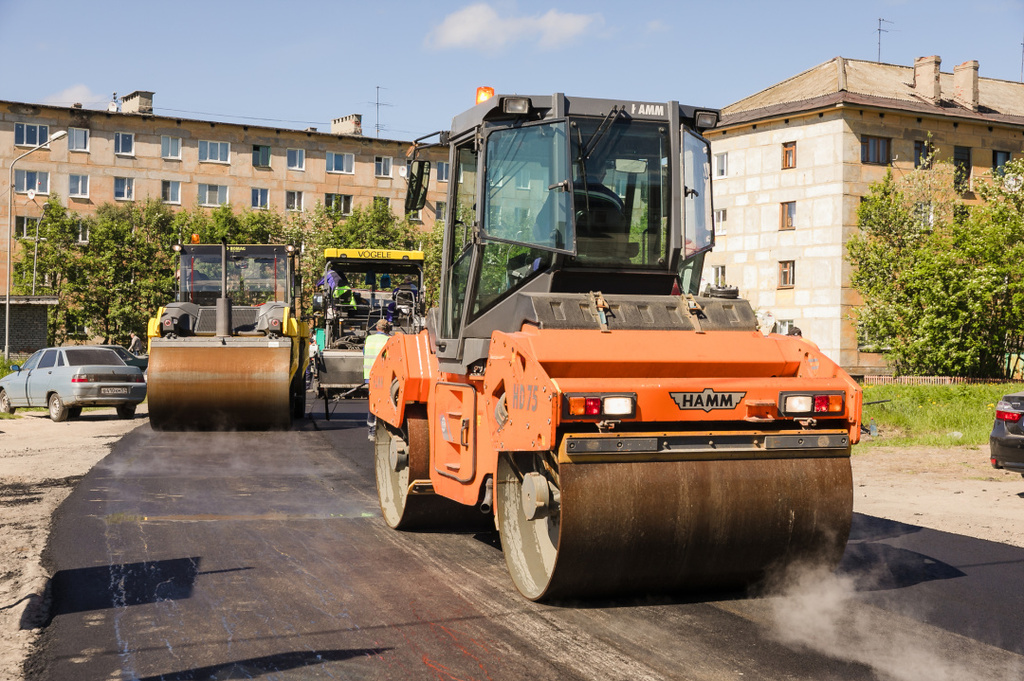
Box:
[418,93,718,371]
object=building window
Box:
[776,319,795,335]
[914,140,934,169]
[782,142,796,169]
[325,193,353,214]
[780,201,796,230]
[286,190,303,211]
[15,123,49,147]
[375,156,392,177]
[69,174,89,198]
[435,200,447,221]
[779,260,795,288]
[252,145,271,168]
[114,177,134,200]
[953,146,972,192]
[713,208,726,235]
[114,132,134,156]
[14,170,49,194]
[68,127,89,152]
[860,136,891,165]
[408,208,423,222]
[161,136,182,159]
[711,265,727,287]
[326,151,354,174]
[373,196,391,209]
[993,150,1012,175]
[198,183,227,206]
[714,152,728,177]
[437,161,450,182]
[77,222,90,244]
[199,140,230,163]
[287,149,305,170]
[15,216,40,239]
[251,188,269,209]
[516,168,532,190]
[162,180,181,204]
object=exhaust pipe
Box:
[216,239,232,337]
[480,476,493,514]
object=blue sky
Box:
[1,0,1021,141]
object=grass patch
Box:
[860,382,1024,448]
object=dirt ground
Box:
[1,412,1022,681]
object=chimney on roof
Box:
[332,114,363,136]
[122,90,154,115]
[913,56,941,102]
[953,60,979,111]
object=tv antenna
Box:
[877,18,894,62]
[374,86,394,138]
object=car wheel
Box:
[48,393,69,422]
[0,389,15,415]
[116,404,136,419]
[67,407,83,419]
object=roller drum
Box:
[148,340,293,430]
[497,453,853,601]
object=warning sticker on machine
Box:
[670,389,746,412]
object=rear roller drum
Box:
[375,406,492,531]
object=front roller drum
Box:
[496,452,853,601]
[148,344,293,430]
[375,407,493,531]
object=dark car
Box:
[0,347,146,422]
[990,390,1024,477]
[97,344,148,372]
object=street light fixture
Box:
[5,129,66,362]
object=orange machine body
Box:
[370,324,862,507]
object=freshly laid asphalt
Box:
[24,397,1024,680]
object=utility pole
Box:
[877,18,893,63]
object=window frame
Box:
[114,132,135,156]
[198,183,228,207]
[161,135,182,160]
[914,139,934,169]
[780,201,796,230]
[14,170,50,194]
[68,127,89,152]
[252,187,269,210]
[114,176,135,200]
[778,260,796,289]
[287,148,305,171]
[252,145,272,168]
[285,190,304,212]
[374,156,393,178]
[993,150,1012,175]
[373,196,391,209]
[198,140,230,164]
[68,174,89,198]
[15,216,41,239]
[14,123,49,147]
[325,193,353,215]
[860,136,891,165]
[436,161,450,183]
[326,151,354,174]
[161,180,181,205]
[782,142,796,170]
[714,152,728,177]
[713,208,726,235]
[711,264,727,287]
[953,146,972,192]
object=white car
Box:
[0,347,147,422]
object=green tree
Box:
[848,159,1024,378]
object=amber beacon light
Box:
[476,87,495,104]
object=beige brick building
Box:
[1,90,448,291]
[705,56,1024,376]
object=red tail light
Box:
[584,397,601,416]
[71,374,93,383]
[996,409,1021,422]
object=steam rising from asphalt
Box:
[766,563,1022,681]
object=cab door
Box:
[430,382,478,504]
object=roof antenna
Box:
[877,18,893,63]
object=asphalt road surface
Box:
[26,398,1024,680]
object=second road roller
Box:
[147,242,308,430]
[368,91,862,601]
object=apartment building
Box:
[705,56,1024,376]
[1,90,449,284]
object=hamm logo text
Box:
[670,389,746,412]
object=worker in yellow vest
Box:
[364,319,393,441]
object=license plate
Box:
[101,387,129,395]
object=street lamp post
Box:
[5,129,66,362]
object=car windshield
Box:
[181,253,289,306]
[64,348,125,367]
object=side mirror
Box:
[406,160,431,212]
[10,364,20,372]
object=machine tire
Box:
[496,452,560,601]
[0,389,14,415]
[48,393,69,422]
[116,404,136,419]
[67,407,83,419]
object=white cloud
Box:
[645,19,669,34]
[425,3,602,53]
[41,85,109,109]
